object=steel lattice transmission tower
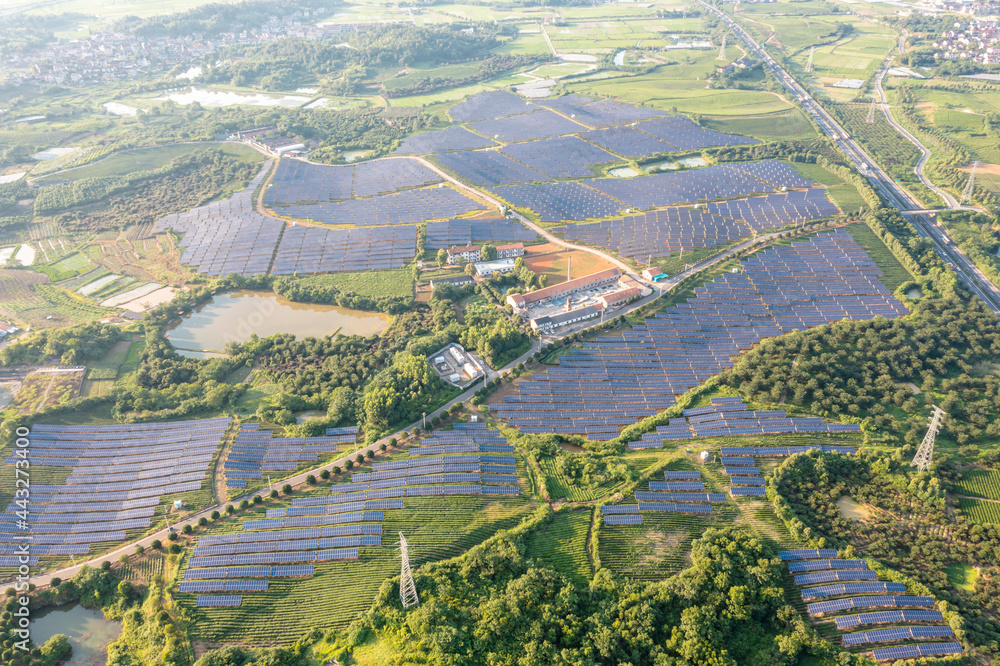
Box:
[910,406,946,472]
[398,532,420,609]
[717,34,727,60]
[865,93,878,124]
[961,161,980,205]
[805,47,815,73]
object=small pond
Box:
[905,287,923,299]
[167,291,390,357]
[30,602,122,666]
[609,167,640,178]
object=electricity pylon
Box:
[910,406,946,473]
[961,161,979,205]
[805,47,814,73]
[717,34,727,60]
[865,93,878,124]
[398,532,420,609]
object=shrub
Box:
[333,466,342,475]
[282,483,292,495]
[345,460,354,470]
[431,415,441,425]
[168,532,179,542]
[239,499,250,510]
[211,510,220,520]
[320,469,331,480]
[135,545,145,555]
[355,454,364,464]
[168,544,182,554]
[269,489,279,499]
[226,505,235,515]
[252,495,263,504]
[50,577,61,587]
[119,553,129,563]
[366,449,375,459]
[380,442,388,452]
[151,540,162,550]
[198,517,208,526]
[306,475,317,485]
[182,524,193,535]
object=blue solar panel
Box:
[604,514,643,525]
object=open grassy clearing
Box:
[944,562,979,592]
[702,108,817,141]
[524,509,593,586]
[566,62,795,116]
[539,456,617,501]
[37,142,263,182]
[291,268,414,299]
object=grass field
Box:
[292,268,414,299]
[944,562,978,592]
[958,497,1000,525]
[180,492,537,643]
[564,55,796,116]
[524,509,593,586]
[702,108,817,141]
[841,222,912,291]
[37,143,262,183]
[955,469,1000,501]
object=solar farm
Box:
[627,396,861,450]
[563,188,840,261]
[424,217,537,250]
[601,470,726,526]
[223,424,361,489]
[778,549,961,662]
[1,418,230,564]
[180,423,519,609]
[495,231,906,440]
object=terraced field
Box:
[955,469,1000,501]
[524,509,593,586]
[958,497,1000,525]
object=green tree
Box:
[436,248,448,266]
[480,244,498,261]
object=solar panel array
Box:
[564,188,839,261]
[491,181,625,222]
[434,149,550,186]
[270,225,416,275]
[784,553,960,659]
[424,218,536,250]
[870,642,962,662]
[265,158,442,205]
[500,136,616,179]
[842,625,954,647]
[4,419,230,559]
[635,116,758,151]
[503,232,898,441]
[277,186,484,227]
[469,110,585,143]
[224,422,358,485]
[581,126,675,157]
[154,162,280,277]
[602,470,722,525]
[393,126,499,154]
[449,90,537,122]
[582,164,776,210]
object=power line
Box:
[865,93,878,124]
[805,47,814,73]
[717,34,727,60]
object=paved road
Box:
[700,0,1000,316]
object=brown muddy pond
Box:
[167,290,389,357]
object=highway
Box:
[698,0,1000,316]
